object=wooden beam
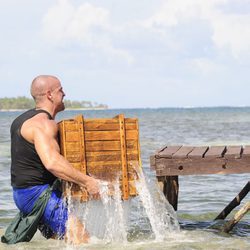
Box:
[215,181,250,220]
[222,202,250,233]
[163,176,179,211]
[117,114,129,200]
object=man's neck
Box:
[35,106,55,119]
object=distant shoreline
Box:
[0,107,108,112]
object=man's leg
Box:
[65,215,89,244]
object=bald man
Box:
[9,75,99,243]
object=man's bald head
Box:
[30,75,59,103]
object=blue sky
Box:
[0,0,250,108]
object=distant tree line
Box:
[0,96,108,110]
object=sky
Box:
[0,0,250,109]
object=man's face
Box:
[51,80,66,112]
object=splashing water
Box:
[65,169,179,245]
[134,168,180,241]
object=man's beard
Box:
[57,102,65,112]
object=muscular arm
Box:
[30,118,99,196]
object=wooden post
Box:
[215,181,250,220]
[163,176,179,211]
[76,115,87,175]
[76,115,88,201]
[117,114,129,200]
[222,202,250,233]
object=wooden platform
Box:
[150,145,250,210]
[151,145,250,176]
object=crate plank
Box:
[65,131,80,142]
[85,131,120,141]
[84,121,137,131]
[65,142,81,151]
[84,130,138,141]
[64,122,78,131]
[85,150,138,162]
[85,140,138,152]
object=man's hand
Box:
[83,176,100,200]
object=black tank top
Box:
[11,109,56,188]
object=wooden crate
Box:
[58,114,142,201]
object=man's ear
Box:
[46,90,53,101]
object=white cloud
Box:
[188,57,223,75]
[211,12,250,58]
[143,0,250,58]
[41,0,134,63]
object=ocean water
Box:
[0,107,249,249]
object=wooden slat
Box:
[125,118,138,123]
[85,140,138,152]
[158,145,168,154]
[84,130,138,141]
[172,146,194,159]
[242,145,250,157]
[59,121,67,158]
[65,141,80,152]
[84,118,119,123]
[224,146,242,158]
[65,131,80,142]
[64,121,78,131]
[84,121,137,131]
[118,114,129,200]
[76,115,87,174]
[84,122,119,131]
[85,131,120,141]
[85,150,138,162]
[126,130,138,140]
[158,146,182,158]
[135,118,142,167]
[71,162,81,170]
[204,146,226,158]
[188,146,209,158]
[70,162,81,170]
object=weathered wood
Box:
[85,140,137,152]
[158,145,182,158]
[155,157,239,176]
[242,145,250,157]
[117,114,129,200]
[152,145,250,176]
[224,146,242,159]
[172,146,194,159]
[85,150,138,162]
[163,176,179,211]
[222,202,250,233]
[204,146,226,158]
[76,115,87,174]
[215,181,250,220]
[188,146,209,158]
[150,155,156,170]
[152,144,250,215]
[58,114,141,201]
[135,118,142,168]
